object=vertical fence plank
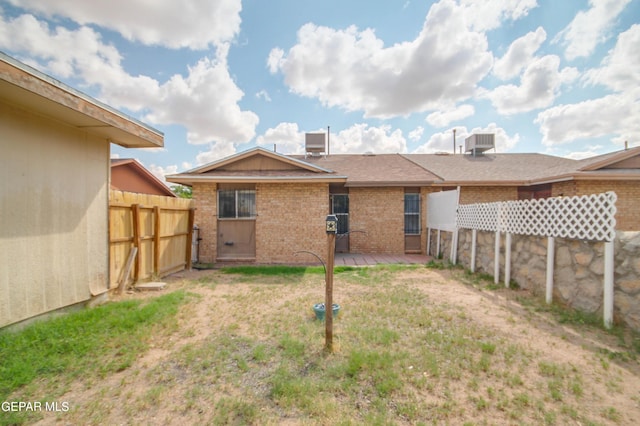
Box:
[109,191,195,285]
[131,204,141,282]
[154,206,161,277]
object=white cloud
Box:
[537,25,640,147]
[585,24,640,94]
[459,0,539,31]
[269,0,499,118]
[148,163,179,183]
[408,126,425,142]
[330,124,408,154]
[256,89,272,102]
[195,141,238,165]
[535,93,640,147]
[493,27,546,80]
[0,12,259,146]
[6,0,242,50]
[426,104,475,128]
[256,122,306,154]
[413,123,519,153]
[144,51,259,145]
[486,55,578,114]
[555,0,631,60]
[562,145,604,160]
[256,123,409,155]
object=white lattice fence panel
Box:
[457,202,500,232]
[458,192,617,242]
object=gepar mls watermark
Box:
[2,401,69,412]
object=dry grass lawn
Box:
[27,265,640,425]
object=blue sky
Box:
[1,0,639,182]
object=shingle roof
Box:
[167,145,640,187]
[294,154,440,186]
[404,153,578,184]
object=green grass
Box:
[0,291,189,425]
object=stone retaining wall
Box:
[430,230,640,331]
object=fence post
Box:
[494,231,500,284]
[603,240,614,329]
[504,232,511,288]
[546,236,555,304]
[470,229,477,272]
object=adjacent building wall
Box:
[0,102,109,327]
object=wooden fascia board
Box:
[344,180,436,187]
[166,175,347,186]
[571,172,640,181]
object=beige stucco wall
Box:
[0,101,109,327]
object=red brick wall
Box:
[349,187,404,254]
[255,183,329,263]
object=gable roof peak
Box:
[181,146,334,175]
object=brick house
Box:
[167,143,640,265]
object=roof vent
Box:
[305,133,326,157]
[465,134,495,156]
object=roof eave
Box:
[166,175,348,186]
[0,52,163,149]
[345,180,436,187]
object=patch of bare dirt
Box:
[33,268,640,425]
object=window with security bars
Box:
[404,193,420,234]
[331,194,349,234]
[218,189,256,218]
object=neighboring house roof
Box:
[403,153,576,185]
[111,159,176,197]
[167,144,640,188]
[0,52,163,149]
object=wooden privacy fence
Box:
[109,190,195,288]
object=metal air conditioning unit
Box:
[465,134,495,156]
[305,133,326,157]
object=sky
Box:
[1,0,639,183]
